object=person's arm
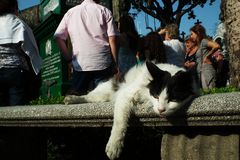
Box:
[55,37,72,63]
[184,61,196,69]
[158,28,167,35]
[204,40,220,63]
[108,35,118,66]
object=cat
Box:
[64,61,199,160]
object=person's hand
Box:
[215,54,223,62]
[114,70,123,82]
[158,28,167,35]
[184,61,191,68]
[111,62,118,74]
[184,61,195,69]
[203,56,212,64]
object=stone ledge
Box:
[0,92,239,127]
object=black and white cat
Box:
[64,61,199,160]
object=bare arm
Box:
[206,40,220,58]
[204,40,220,63]
[54,37,72,63]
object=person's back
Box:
[54,0,119,95]
[0,0,42,106]
[55,0,117,71]
[158,24,185,67]
[118,15,139,76]
[163,39,185,67]
[136,32,167,64]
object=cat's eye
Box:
[169,99,178,102]
[153,95,159,99]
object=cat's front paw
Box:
[64,95,86,104]
[105,135,124,160]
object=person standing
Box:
[158,23,185,67]
[190,24,220,89]
[0,0,42,106]
[136,31,166,64]
[54,0,119,95]
[118,14,139,78]
[184,35,198,69]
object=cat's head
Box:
[146,61,199,117]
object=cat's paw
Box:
[105,135,124,160]
[64,95,86,104]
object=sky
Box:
[131,1,221,37]
[18,0,221,37]
[18,0,40,10]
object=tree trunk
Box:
[221,0,240,88]
[112,0,131,22]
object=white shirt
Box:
[54,0,119,71]
[0,14,42,74]
[164,39,185,67]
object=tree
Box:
[130,0,216,28]
[221,0,240,88]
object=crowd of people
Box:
[0,0,230,107]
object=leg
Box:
[92,64,115,89]
[105,89,136,160]
[67,70,91,96]
[9,69,29,106]
[0,70,8,106]
[64,79,115,104]
[0,89,8,107]
[0,69,10,106]
[201,64,216,89]
[64,66,115,105]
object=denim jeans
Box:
[0,68,28,106]
[68,65,114,95]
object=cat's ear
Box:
[185,64,198,79]
[174,65,197,80]
[146,61,170,80]
[183,65,198,80]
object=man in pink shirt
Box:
[54,0,119,95]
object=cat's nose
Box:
[158,107,165,113]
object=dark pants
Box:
[68,65,114,95]
[0,68,28,106]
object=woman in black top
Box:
[184,36,198,69]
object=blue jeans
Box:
[0,68,28,106]
[68,65,115,95]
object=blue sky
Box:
[18,0,220,37]
[18,0,40,10]
[131,1,221,37]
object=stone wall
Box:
[0,92,239,159]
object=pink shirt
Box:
[54,0,119,71]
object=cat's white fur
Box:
[64,63,198,160]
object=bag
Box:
[209,50,223,69]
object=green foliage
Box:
[29,96,64,105]
[201,86,240,95]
